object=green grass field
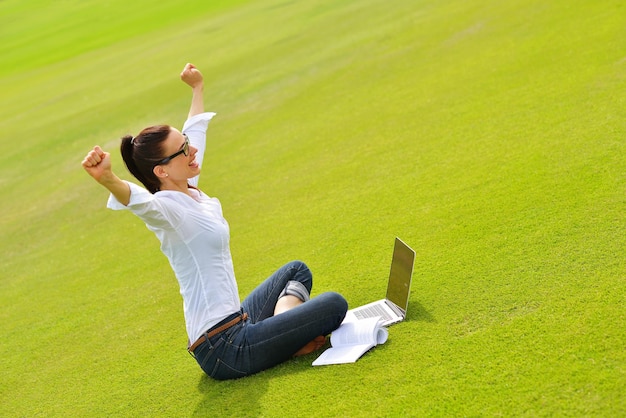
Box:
[1,0,625,416]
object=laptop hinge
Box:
[385,300,405,318]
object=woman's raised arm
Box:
[180,63,204,118]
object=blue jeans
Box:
[192,261,348,380]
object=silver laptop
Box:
[343,237,415,326]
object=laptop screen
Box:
[385,237,416,313]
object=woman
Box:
[82,63,347,380]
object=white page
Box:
[312,344,373,366]
[312,317,389,366]
[330,317,388,347]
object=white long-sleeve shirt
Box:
[107,112,240,343]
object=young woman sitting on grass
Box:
[81,63,347,380]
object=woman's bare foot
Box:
[293,336,327,357]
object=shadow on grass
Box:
[406,300,435,323]
[193,372,269,416]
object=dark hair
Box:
[120,125,171,194]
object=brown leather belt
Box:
[188,312,248,353]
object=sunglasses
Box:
[156,134,189,165]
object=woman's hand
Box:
[180,63,203,89]
[82,146,112,183]
[81,145,130,205]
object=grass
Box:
[1,0,625,416]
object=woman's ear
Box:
[153,165,168,179]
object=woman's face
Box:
[159,127,200,181]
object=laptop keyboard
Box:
[353,303,394,321]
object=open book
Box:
[312,317,389,366]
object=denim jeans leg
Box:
[197,261,348,380]
[241,291,348,374]
[241,261,313,323]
